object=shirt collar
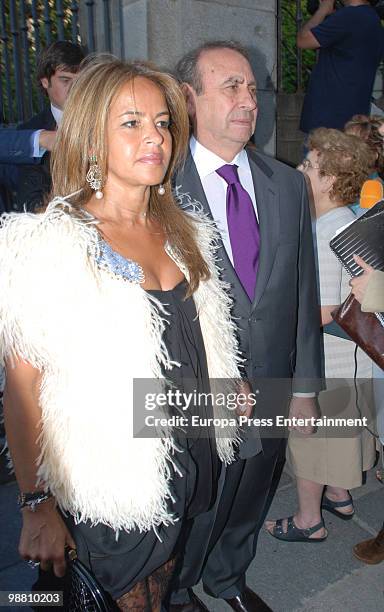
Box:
[51,104,63,126]
[190,135,248,179]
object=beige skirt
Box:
[287,380,376,490]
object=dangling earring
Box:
[86,155,103,199]
[158,184,165,196]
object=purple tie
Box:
[216,164,260,300]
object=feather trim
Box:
[0,196,241,529]
[172,190,243,462]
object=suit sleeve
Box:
[0,129,38,164]
[292,174,323,392]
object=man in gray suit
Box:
[169,41,322,612]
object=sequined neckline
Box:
[96,236,145,284]
[79,207,184,285]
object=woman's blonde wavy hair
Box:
[307,128,375,205]
[50,55,210,293]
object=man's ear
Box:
[41,77,49,92]
[181,83,196,118]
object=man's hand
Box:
[288,396,319,435]
[235,380,254,419]
[297,0,334,49]
[39,130,57,152]
[349,255,374,304]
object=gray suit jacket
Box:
[176,147,322,455]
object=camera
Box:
[307,0,384,18]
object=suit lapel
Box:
[176,154,212,218]
[177,153,250,308]
[249,152,280,310]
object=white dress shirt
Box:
[50,104,63,126]
[190,136,258,265]
[32,131,44,158]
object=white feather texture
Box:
[0,197,241,531]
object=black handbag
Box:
[65,549,116,612]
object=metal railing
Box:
[277,0,315,94]
[0,0,123,125]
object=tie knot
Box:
[216,164,239,186]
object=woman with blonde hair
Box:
[0,58,241,610]
[266,128,376,542]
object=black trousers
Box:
[170,440,284,602]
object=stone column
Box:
[121,0,277,154]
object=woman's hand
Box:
[350,255,375,304]
[19,499,76,577]
[4,360,75,576]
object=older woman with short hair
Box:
[266,128,376,542]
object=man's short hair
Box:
[37,41,85,83]
[175,40,250,95]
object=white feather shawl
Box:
[0,197,241,532]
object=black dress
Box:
[64,280,219,600]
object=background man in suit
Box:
[169,41,322,612]
[15,40,85,211]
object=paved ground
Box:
[1,455,383,612]
[195,467,384,612]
